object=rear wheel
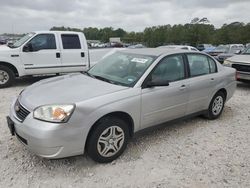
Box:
[206,91,225,120]
[0,66,15,88]
[87,117,129,163]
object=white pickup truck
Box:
[0,31,114,88]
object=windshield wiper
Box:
[82,71,95,78]
[93,75,114,84]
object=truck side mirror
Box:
[23,43,33,52]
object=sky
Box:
[0,0,250,34]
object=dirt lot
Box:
[0,78,250,188]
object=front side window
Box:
[88,52,156,87]
[26,34,56,51]
[151,55,185,83]
[187,54,210,77]
[61,34,81,49]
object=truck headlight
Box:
[34,104,75,123]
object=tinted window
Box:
[27,34,56,51]
[187,54,210,77]
[61,34,81,49]
[151,55,185,82]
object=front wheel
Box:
[0,66,15,88]
[86,117,129,163]
[206,91,225,120]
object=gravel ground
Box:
[0,78,250,188]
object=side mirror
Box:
[23,43,33,52]
[146,80,169,88]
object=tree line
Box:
[50,22,250,47]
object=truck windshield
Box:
[242,48,250,55]
[87,52,156,87]
[11,32,35,48]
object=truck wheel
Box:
[0,65,15,88]
[205,91,225,120]
[87,117,129,163]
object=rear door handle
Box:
[180,85,186,90]
[81,52,85,57]
[210,78,215,81]
[56,52,60,58]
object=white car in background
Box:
[157,45,198,51]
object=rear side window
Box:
[187,54,210,77]
[61,34,81,49]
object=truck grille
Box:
[232,64,250,73]
[15,100,30,122]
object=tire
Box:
[206,91,225,120]
[86,116,129,163]
[0,65,15,88]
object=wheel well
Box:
[217,88,227,100]
[0,62,19,77]
[85,112,134,150]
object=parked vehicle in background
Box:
[209,44,244,60]
[128,44,146,49]
[0,31,113,88]
[157,45,198,51]
[0,36,8,45]
[208,45,228,57]
[216,44,244,63]
[197,44,215,52]
[224,47,250,82]
[7,49,236,163]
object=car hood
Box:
[19,74,128,110]
[227,55,250,64]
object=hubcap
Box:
[212,96,223,116]
[97,126,125,157]
[0,70,9,85]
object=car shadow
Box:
[237,81,250,89]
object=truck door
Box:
[59,34,88,72]
[21,33,62,75]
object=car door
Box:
[185,54,219,114]
[140,54,189,129]
[21,33,62,75]
[60,34,88,72]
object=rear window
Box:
[61,34,81,49]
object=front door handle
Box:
[56,52,60,58]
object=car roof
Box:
[34,31,82,35]
[121,48,201,56]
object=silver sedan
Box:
[7,49,236,163]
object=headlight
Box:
[34,104,75,123]
[224,60,232,65]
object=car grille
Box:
[14,100,30,122]
[232,64,250,73]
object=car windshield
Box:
[87,52,156,87]
[11,32,35,48]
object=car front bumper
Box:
[8,99,87,159]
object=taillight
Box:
[235,71,239,80]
